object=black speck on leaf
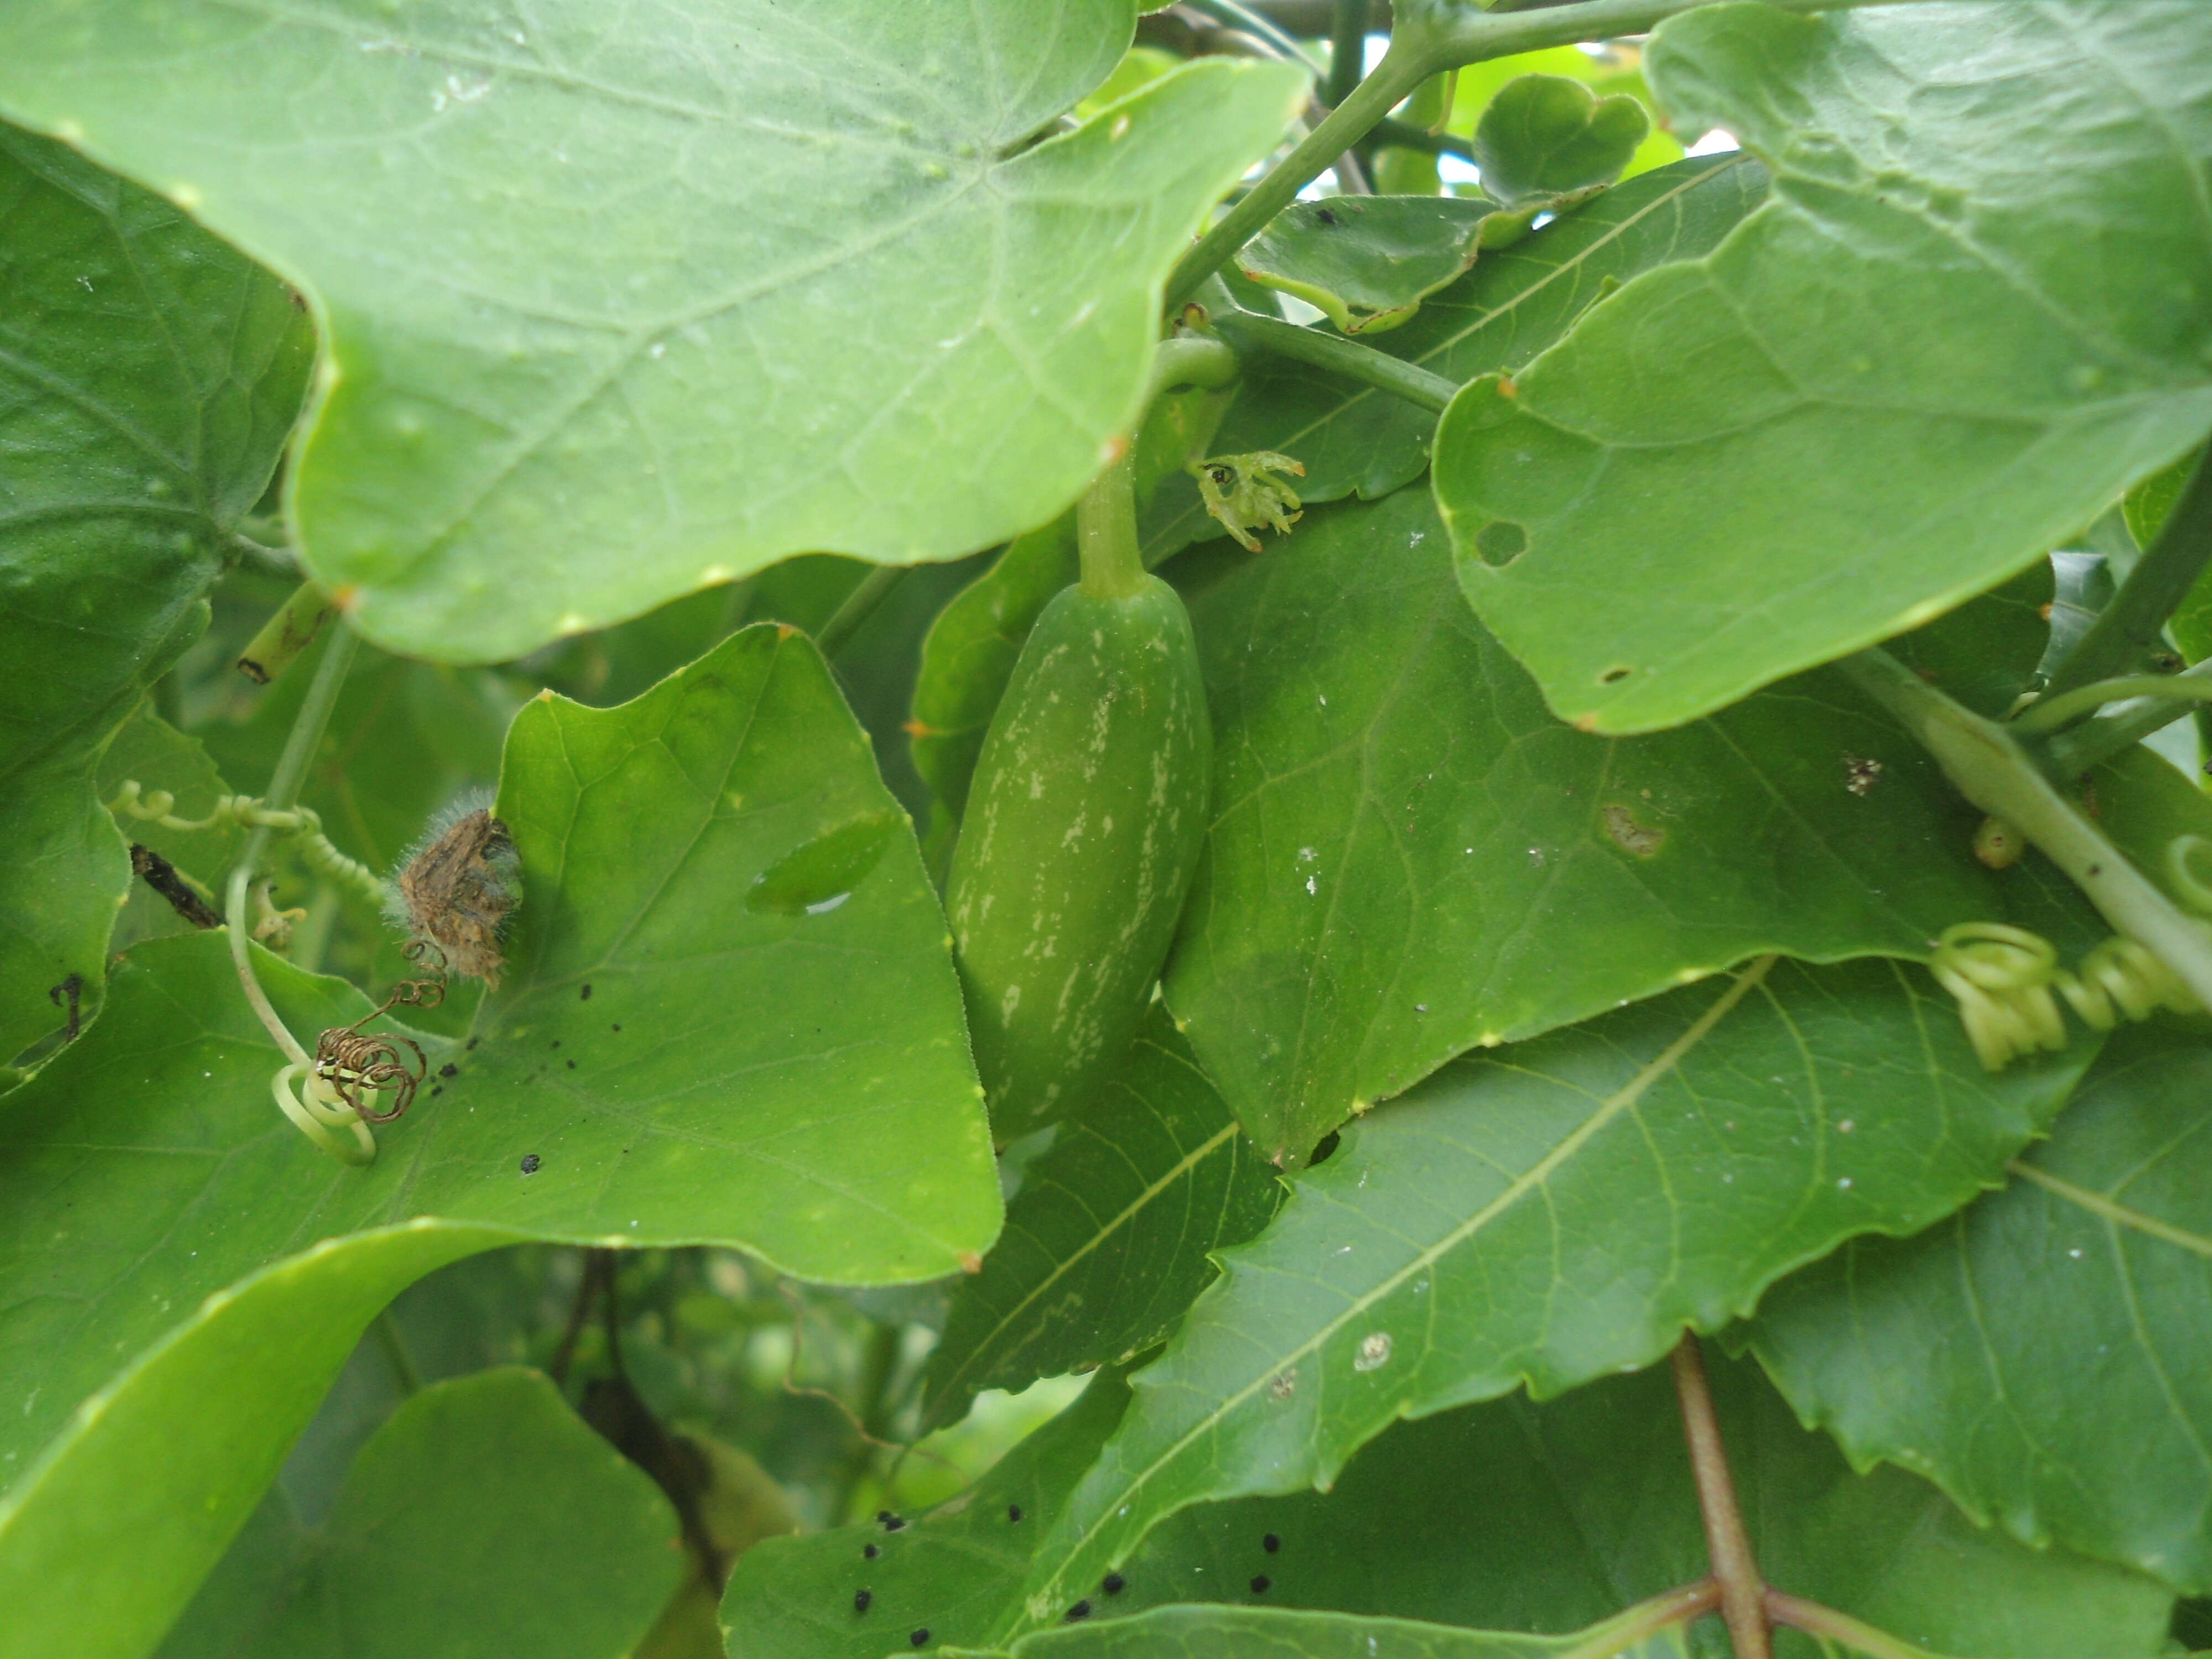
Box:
[854,1589,872,1614]
[612,1023,622,1032]
[466,1037,479,1050]
[1008,1505,1022,1523]
[863,1543,879,1559]
[520,1154,540,1175]
[566,1059,576,1069]
[580,983,593,1000]
[884,1516,906,1532]
[1066,1600,1092,1622]
[1262,1533,1280,1553]
[429,1086,442,1098]
[439,1062,458,1078]
[910,1630,929,1647]
[1316,207,1338,226]
[1251,1575,1271,1594]
[550,1039,561,1049]
[1102,1573,1125,1595]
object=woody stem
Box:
[1671,1335,1771,1659]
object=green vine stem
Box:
[226,622,360,1072]
[1078,447,1145,600]
[236,580,335,685]
[2013,671,2212,734]
[1671,1335,1771,1659]
[2039,658,2212,777]
[1161,0,1943,311]
[1325,0,1366,110]
[1765,1589,1948,1659]
[1212,305,1458,413]
[2039,445,2212,701]
[815,565,905,658]
[1838,647,2212,1011]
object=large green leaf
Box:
[721,1369,1133,1659]
[1751,1020,2212,1595]
[950,1606,1695,1659]
[0,122,310,1060]
[0,4,1303,664]
[1094,1352,2169,1659]
[924,1008,1282,1430]
[1433,1,2212,734]
[0,626,998,1659]
[158,1368,682,1658]
[1139,155,1765,568]
[1007,956,2098,1635]
[1162,488,2093,1161]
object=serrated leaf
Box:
[1751,1018,2212,1595]
[0,626,998,1659]
[924,1008,1282,1430]
[0,123,310,1058]
[1472,75,1648,208]
[1096,1351,2170,1659]
[0,6,1303,662]
[156,1368,682,1659]
[720,1369,1133,1659]
[1162,488,2095,1161]
[1140,156,1764,568]
[1008,956,2100,1634]
[1434,1,2212,734]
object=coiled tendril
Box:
[1933,886,2210,1071]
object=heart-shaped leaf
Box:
[0,626,998,1659]
[1434,2,2212,733]
[1010,956,2098,1634]
[1163,487,2095,1161]
[0,124,310,1059]
[924,1008,1282,1430]
[156,1368,682,1659]
[0,4,1302,663]
[1752,1018,2212,1595]
[1472,74,1649,209]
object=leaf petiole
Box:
[1838,647,2212,1011]
[2038,444,2212,700]
[1671,1335,1771,1659]
[2012,671,2212,734]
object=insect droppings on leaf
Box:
[864,1543,880,1559]
[1251,1575,1272,1594]
[1007,1505,1022,1523]
[389,792,520,988]
[1065,1600,1092,1622]
[580,983,592,1000]
[1102,1573,1125,1595]
[1262,1533,1280,1554]
[854,1589,872,1614]
[520,1154,540,1175]
[909,1630,929,1647]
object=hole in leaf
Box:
[1308,1130,1341,1166]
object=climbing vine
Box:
[2,4,2210,1659]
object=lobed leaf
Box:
[1470,74,1648,210]
[1752,1019,2212,1595]
[0,2,1302,663]
[0,124,310,1059]
[1434,1,2212,733]
[156,1368,682,1659]
[0,625,998,1659]
[1010,956,2099,1634]
[924,1008,1283,1429]
[1164,488,2096,1161]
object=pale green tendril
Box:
[1932,914,2208,1071]
[109,780,391,911]
[1193,450,1304,552]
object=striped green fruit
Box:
[945,573,1211,1140]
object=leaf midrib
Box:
[1022,955,1776,1624]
